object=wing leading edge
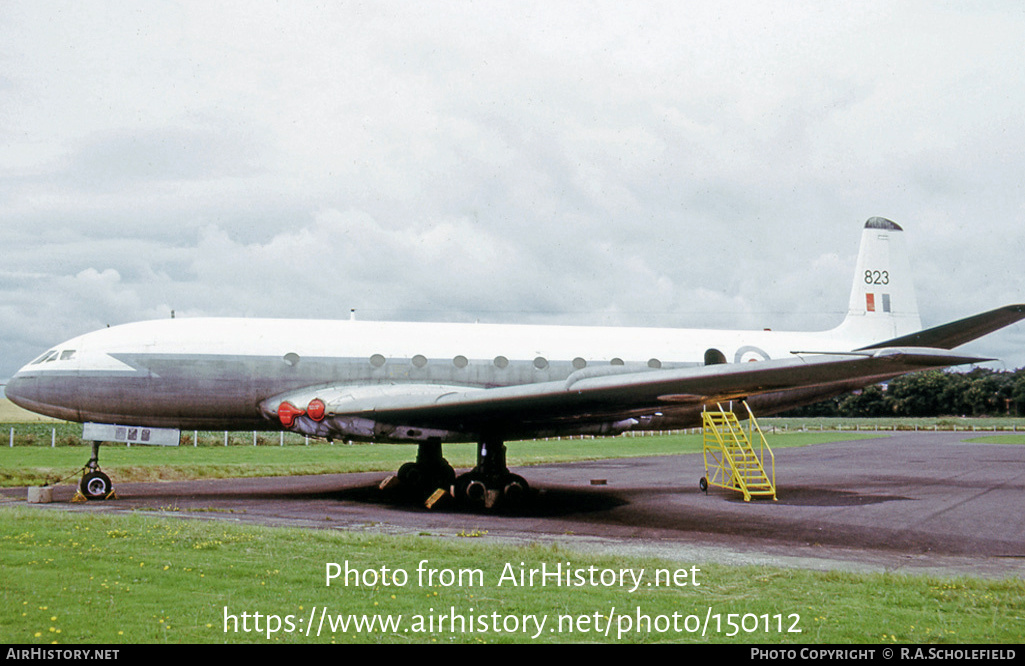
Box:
[262,347,988,443]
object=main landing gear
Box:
[389,436,530,511]
[454,436,529,511]
[396,439,456,493]
[79,441,114,501]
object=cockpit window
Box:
[31,350,58,364]
[60,350,76,361]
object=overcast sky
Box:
[2,1,1024,381]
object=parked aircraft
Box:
[7,218,1024,506]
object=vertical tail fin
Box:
[832,217,922,345]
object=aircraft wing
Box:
[858,304,1025,351]
[263,347,987,440]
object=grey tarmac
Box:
[5,432,1025,578]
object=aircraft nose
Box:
[4,364,80,421]
[5,371,33,410]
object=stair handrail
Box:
[702,408,741,494]
[743,400,776,495]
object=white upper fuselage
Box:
[17,315,870,377]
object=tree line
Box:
[781,367,1025,418]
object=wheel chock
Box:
[424,488,448,509]
[71,488,118,502]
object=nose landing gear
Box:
[77,441,115,501]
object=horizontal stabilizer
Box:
[858,304,1025,351]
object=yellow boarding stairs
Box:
[700,401,776,501]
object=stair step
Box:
[702,402,776,501]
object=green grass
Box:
[762,416,1025,431]
[2,506,1022,644]
[964,435,1025,445]
[0,432,882,488]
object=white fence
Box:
[4,421,1023,448]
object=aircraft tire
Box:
[399,461,455,494]
[397,462,423,488]
[502,471,533,508]
[454,472,486,507]
[437,462,456,492]
[81,471,112,500]
[502,474,529,506]
[465,480,487,506]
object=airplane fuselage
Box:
[6,316,870,435]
